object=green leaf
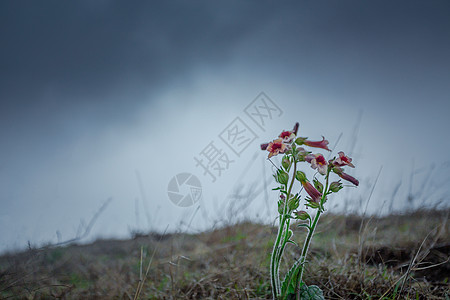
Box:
[306,200,320,209]
[285,229,293,240]
[299,284,324,300]
[286,240,298,247]
[280,258,304,299]
[392,279,402,298]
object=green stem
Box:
[295,169,331,299]
[298,210,321,274]
[270,160,297,298]
[277,219,290,263]
[270,219,283,298]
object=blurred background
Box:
[1,0,449,253]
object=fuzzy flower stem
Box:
[270,159,297,298]
[295,167,331,299]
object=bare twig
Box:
[135,170,152,229]
[44,197,112,249]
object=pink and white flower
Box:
[266,138,287,158]
[279,130,296,143]
[309,154,328,175]
[333,151,355,168]
[261,123,299,154]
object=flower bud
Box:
[277,200,284,214]
[295,171,307,182]
[296,147,309,161]
[292,122,299,135]
[313,178,324,193]
[295,210,310,220]
[277,170,289,185]
[288,196,299,211]
[295,137,307,145]
[329,181,343,192]
[282,156,291,170]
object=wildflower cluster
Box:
[262,122,358,300]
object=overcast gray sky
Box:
[1,1,449,253]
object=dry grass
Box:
[0,209,448,299]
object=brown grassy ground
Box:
[0,209,448,299]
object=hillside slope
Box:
[1,209,448,299]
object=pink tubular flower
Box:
[334,167,359,186]
[279,130,296,143]
[303,136,331,151]
[333,151,355,168]
[310,154,328,175]
[266,139,287,158]
[302,181,322,203]
[338,172,359,186]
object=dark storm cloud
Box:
[0,0,271,177]
[1,1,450,252]
[238,1,450,108]
[1,0,449,121]
[1,0,449,169]
[0,1,260,118]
